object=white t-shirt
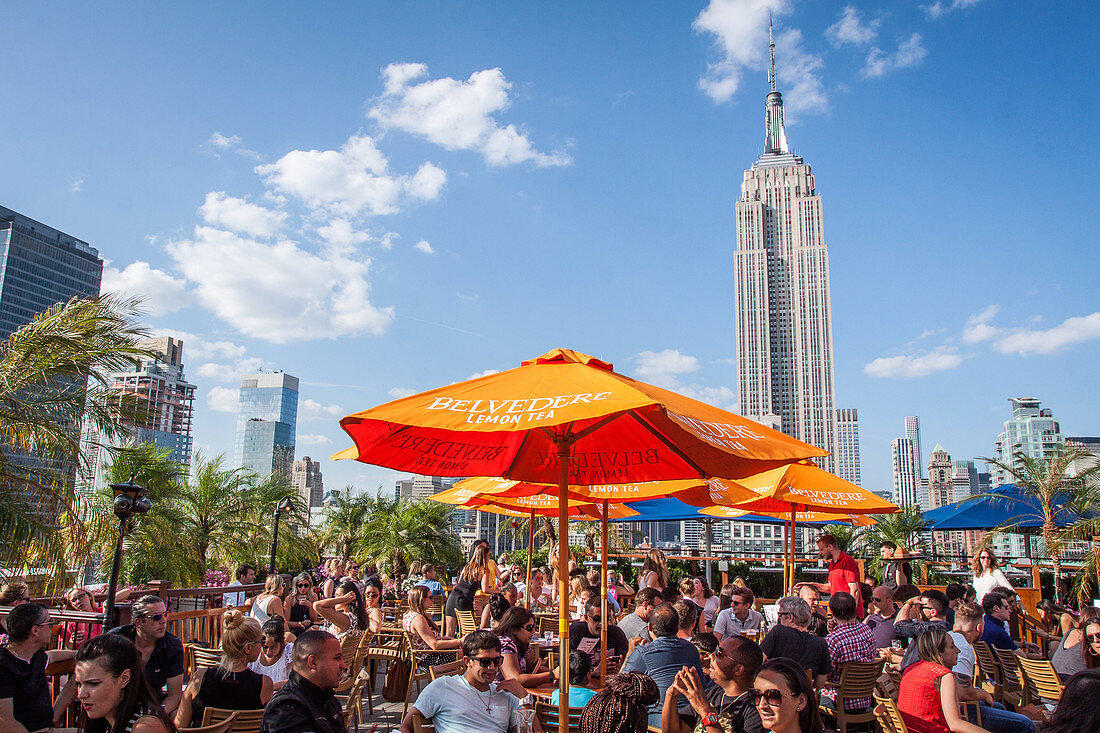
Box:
[949,631,977,681]
[972,569,1013,605]
[714,607,765,638]
[413,673,522,733]
[222,579,245,607]
[249,642,293,683]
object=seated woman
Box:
[403,585,462,667]
[75,634,174,733]
[250,574,288,626]
[313,579,369,640]
[551,650,599,707]
[897,628,986,733]
[286,572,322,636]
[249,617,295,690]
[528,569,553,611]
[1052,608,1100,678]
[480,592,512,630]
[174,609,273,728]
[494,607,556,687]
[361,577,385,634]
[578,672,658,733]
[752,657,824,733]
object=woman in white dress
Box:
[249,617,295,690]
[971,547,1013,603]
[250,574,289,626]
[639,548,669,592]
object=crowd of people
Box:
[3,537,1100,733]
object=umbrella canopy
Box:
[429,484,640,519]
[923,484,1089,531]
[612,497,875,526]
[727,461,900,515]
[445,475,760,507]
[334,348,826,484]
[699,505,878,526]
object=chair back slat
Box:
[429,659,466,680]
[1016,655,1064,703]
[535,699,584,733]
[872,694,909,733]
[181,711,238,733]
[455,609,478,636]
[199,707,265,733]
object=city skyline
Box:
[0,2,1097,495]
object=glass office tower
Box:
[234,371,299,481]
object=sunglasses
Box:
[297,583,310,588]
[139,613,166,622]
[1088,633,1100,643]
[522,624,536,632]
[749,688,798,706]
[588,615,602,623]
[471,655,504,668]
[365,591,381,598]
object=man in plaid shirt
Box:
[821,592,876,711]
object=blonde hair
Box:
[461,543,491,584]
[570,575,591,603]
[971,546,1001,577]
[641,549,668,589]
[913,627,950,668]
[679,577,695,596]
[220,609,262,668]
[408,560,423,576]
[407,585,430,615]
[263,574,285,596]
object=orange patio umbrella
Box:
[333,348,826,724]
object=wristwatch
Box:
[701,712,719,728]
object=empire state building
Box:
[733,32,838,474]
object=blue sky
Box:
[2,1,1097,497]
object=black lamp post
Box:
[103,477,152,628]
[269,497,295,574]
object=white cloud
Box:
[457,293,478,302]
[414,239,435,255]
[256,134,445,217]
[633,349,701,388]
[297,434,332,446]
[368,63,571,168]
[387,387,416,399]
[199,191,286,238]
[300,398,346,421]
[207,132,261,160]
[467,369,500,380]
[315,218,372,256]
[102,261,191,316]
[167,226,393,343]
[196,356,270,383]
[70,176,85,192]
[207,386,239,413]
[379,232,399,250]
[693,1,827,116]
[864,348,965,378]
[678,384,739,412]
[924,0,984,20]
[149,330,247,362]
[994,312,1100,356]
[962,304,1001,343]
[825,6,879,47]
[863,34,927,79]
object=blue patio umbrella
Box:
[924,484,1089,531]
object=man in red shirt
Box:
[798,534,864,618]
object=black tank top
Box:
[191,666,264,723]
[289,598,310,623]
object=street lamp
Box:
[269,497,295,574]
[104,477,152,628]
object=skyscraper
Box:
[905,416,923,478]
[733,30,837,473]
[926,445,953,510]
[891,437,919,508]
[835,408,861,485]
[394,475,450,501]
[234,371,299,481]
[290,456,324,517]
[991,398,1065,485]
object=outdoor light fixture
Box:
[104,477,152,627]
[268,496,295,574]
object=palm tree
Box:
[979,447,1100,604]
[861,505,928,584]
[0,295,153,585]
[316,485,372,558]
[234,472,318,574]
[357,496,463,577]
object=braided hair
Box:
[579,672,658,733]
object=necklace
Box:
[468,678,493,711]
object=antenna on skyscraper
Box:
[768,15,776,92]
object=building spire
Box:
[763,17,789,155]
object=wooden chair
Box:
[429,658,466,680]
[992,646,1028,707]
[535,699,584,733]
[455,608,478,636]
[336,631,370,692]
[971,641,1003,703]
[1016,655,1064,705]
[403,631,458,718]
[200,707,265,733]
[342,674,366,733]
[189,644,222,674]
[873,694,908,733]
[180,711,238,733]
[407,711,435,733]
[538,616,558,634]
[362,627,404,716]
[819,659,884,733]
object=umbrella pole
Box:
[526,510,535,609]
[790,506,796,594]
[556,438,570,732]
[601,499,609,683]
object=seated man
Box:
[617,587,660,643]
[260,629,347,733]
[400,630,537,733]
[0,604,76,733]
[759,596,830,689]
[951,602,1036,733]
[821,592,876,712]
[713,587,764,640]
[893,589,951,643]
[980,589,1042,659]
[568,597,629,671]
[622,603,705,728]
[864,585,899,649]
[797,585,829,637]
[418,564,446,596]
[662,635,766,733]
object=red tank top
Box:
[897,660,951,733]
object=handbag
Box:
[382,655,412,702]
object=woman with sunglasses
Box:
[361,577,384,634]
[971,547,1012,605]
[897,628,986,733]
[174,609,272,728]
[313,579,368,640]
[62,587,113,647]
[493,606,556,687]
[751,657,823,733]
[403,585,462,668]
[286,573,322,635]
[1082,618,1100,670]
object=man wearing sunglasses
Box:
[1,603,76,733]
[108,595,185,715]
[713,587,763,641]
[570,598,630,672]
[893,589,951,647]
[401,630,540,733]
[979,589,1042,659]
[662,635,766,733]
